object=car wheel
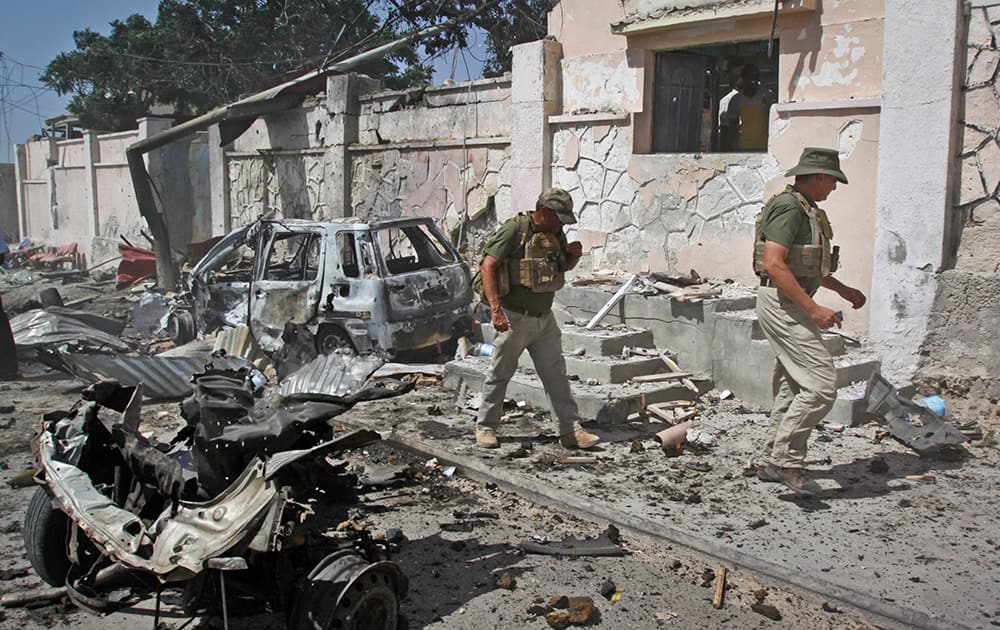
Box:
[316,326,356,356]
[168,311,196,345]
[24,487,70,586]
[290,551,406,630]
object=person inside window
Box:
[719,64,769,151]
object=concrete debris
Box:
[864,371,966,454]
[520,526,624,557]
[495,571,517,590]
[544,596,597,628]
[751,602,782,620]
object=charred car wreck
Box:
[188,216,473,357]
[26,353,412,629]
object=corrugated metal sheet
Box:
[277,353,384,398]
[11,308,131,352]
[53,354,250,400]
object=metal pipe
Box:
[585,274,638,330]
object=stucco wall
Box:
[549,0,883,333]
[226,78,513,262]
[14,121,210,268]
[0,164,16,242]
[916,2,1000,402]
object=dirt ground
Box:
[0,376,879,630]
[0,273,996,629]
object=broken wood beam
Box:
[680,377,700,394]
[646,404,676,423]
[631,372,692,384]
[712,566,727,608]
[660,353,684,373]
[674,409,699,423]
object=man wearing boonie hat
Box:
[474,187,601,451]
[751,147,867,495]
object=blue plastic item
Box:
[919,395,946,417]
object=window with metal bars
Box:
[652,40,778,153]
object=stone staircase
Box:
[442,283,881,427]
[444,323,711,424]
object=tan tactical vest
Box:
[473,214,568,301]
[508,218,568,293]
[753,186,838,280]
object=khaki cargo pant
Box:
[755,287,837,468]
[476,310,578,437]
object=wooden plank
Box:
[712,566,727,608]
[660,353,684,373]
[631,372,691,384]
[674,409,699,423]
[646,404,676,423]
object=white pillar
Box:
[869,0,964,378]
[510,39,562,222]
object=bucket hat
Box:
[537,188,577,224]
[784,147,848,184]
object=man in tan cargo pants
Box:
[474,188,600,451]
[753,147,867,495]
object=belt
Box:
[759,276,775,288]
[502,304,550,318]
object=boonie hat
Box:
[784,147,849,184]
[537,188,577,224]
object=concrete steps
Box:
[711,309,879,425]
[451,284,880,426]
[447,319,711,425]
[443,356,709,425]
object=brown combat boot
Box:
[475,427,499,449]
[559,428,601,450]
[774,467,821,495]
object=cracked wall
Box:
[350,146,511,248]
[552,120,780,281]
[226,78,512,264]
[916,3,1000,405]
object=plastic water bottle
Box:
[918,395,946,417]
[471,343,495,357]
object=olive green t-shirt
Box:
[759,187,821,295]
[483,214,557,314]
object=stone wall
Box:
[552,114,780,281]
[225,77,513,262]
[916,2,1000,411]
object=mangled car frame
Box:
[188,216,473,356]
[25,353,412,629]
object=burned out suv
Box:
[189,217,473,356]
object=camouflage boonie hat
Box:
[784,147,849,184]
[536,188,576,224]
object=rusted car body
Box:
[189,217,473,356]
[26,355,412,628]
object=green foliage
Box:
[42,0,552,131]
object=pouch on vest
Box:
[752,188,836,279]
[511,231,566,293]
[472,265,510,303]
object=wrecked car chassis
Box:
[189,217,473,357]
[26,359,412,629]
